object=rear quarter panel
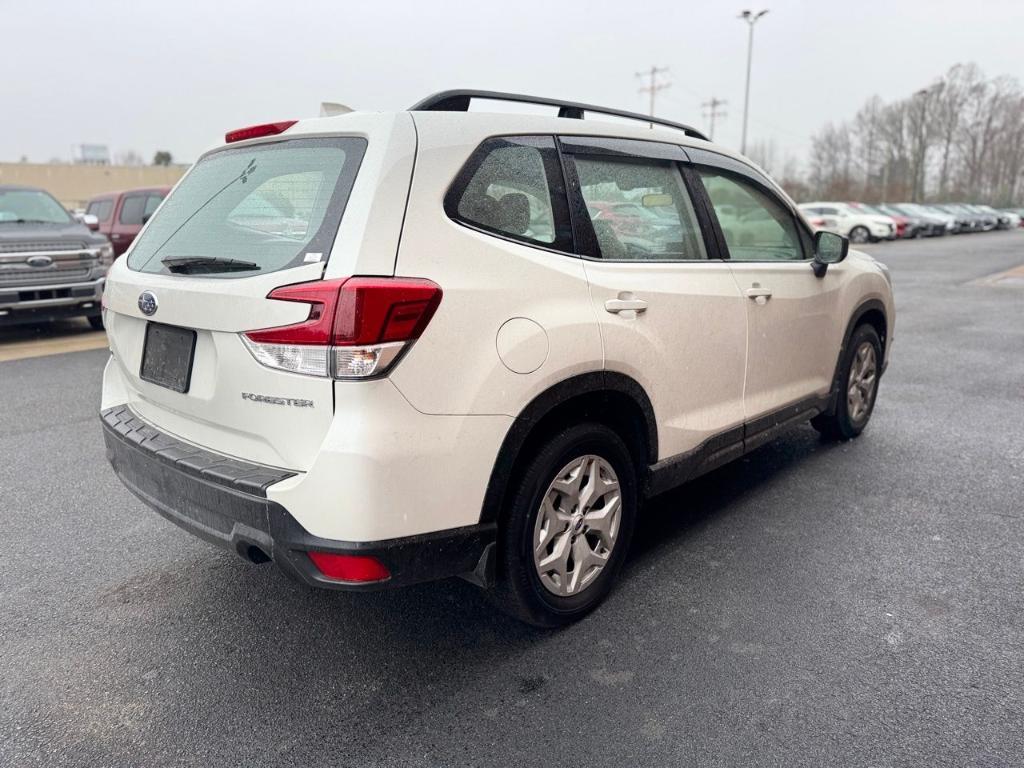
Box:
[390,114,604,417]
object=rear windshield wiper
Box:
[161,256,261,274]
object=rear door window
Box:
[128,137,366,277]
[571,156,707,261]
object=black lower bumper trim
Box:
[0,303,101,326]
[101,406,496,590]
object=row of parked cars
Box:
[0,184,168,328]
[798,201,1023,243]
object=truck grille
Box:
[0,242,98,286]
[0,240,88,254]
[0,265,93,285]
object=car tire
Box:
[812,324,882,441]
[489,422,638,628]
[849,226,870,244]
[87,314,104,331]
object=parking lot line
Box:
[0,330,108,363]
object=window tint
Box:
[448,136,570,250]
[143,194,163,221]
[699,171,805,261]
[574,157,706,261]
[87,199,114,222]
[128,137,366,277]
[119,195,147,225]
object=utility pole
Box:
[702,97,728,141]
[738,9,769,155]
[636,66,671,126]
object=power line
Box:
[702,97,728,141]
[636,66,671,125]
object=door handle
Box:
[604,298,648,314]
[745,285,772,305]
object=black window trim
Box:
[443,134,576,257]
[686,146,815,263]
[557,137,725,264]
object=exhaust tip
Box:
[237,542,271,564]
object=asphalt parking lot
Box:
[2,232,1022,767]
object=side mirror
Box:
[81,213,100,232]
[812,230,848,277]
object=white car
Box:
[100,90,895,626]
[799,202,896,244]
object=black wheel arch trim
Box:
[478,371,657,524]
[824,299,888,413]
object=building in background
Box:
[72,144,112,165]
[0,161,188,209]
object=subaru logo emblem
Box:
[138,290,158,316]
[26,255,53,268]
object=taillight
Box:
[241,277,442,379]
[224,120,297,143]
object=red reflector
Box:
[244,277,442,347]
[307,552,391,583]
[225,120,297,143]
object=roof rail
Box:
[409,89,709,141]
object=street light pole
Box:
[739,9,768,155]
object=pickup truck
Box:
[86,186,169,257]
[0,185,113,328]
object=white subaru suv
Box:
[101,91,894,626]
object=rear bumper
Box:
[0,277,104,326]
[101,405,496,590]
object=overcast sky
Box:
[3,0,1023,166]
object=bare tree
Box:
[787,62,1022,205]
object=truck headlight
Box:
[98,243,114,265]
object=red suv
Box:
[85,186,170,257]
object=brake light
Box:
[308,552,390,583]
[224,120,297,143]
[241,277,442,379]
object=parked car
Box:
[85,186,170,257]
[848,202,909,238]
[887,203,953,236]
[875,203,943,237]
[0,185,112,328]
[936,204,985,232]
[916,204,967,233]
[972,204,1012,230]
[99,90,895,626]
[998,208,1023,228]
[798,201,896,243]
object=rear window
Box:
[128,137,366,277]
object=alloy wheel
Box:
[847,341,878,424]
[533,455,621,597]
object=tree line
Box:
[804,64,1024,206]
[745,64,1024,206]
